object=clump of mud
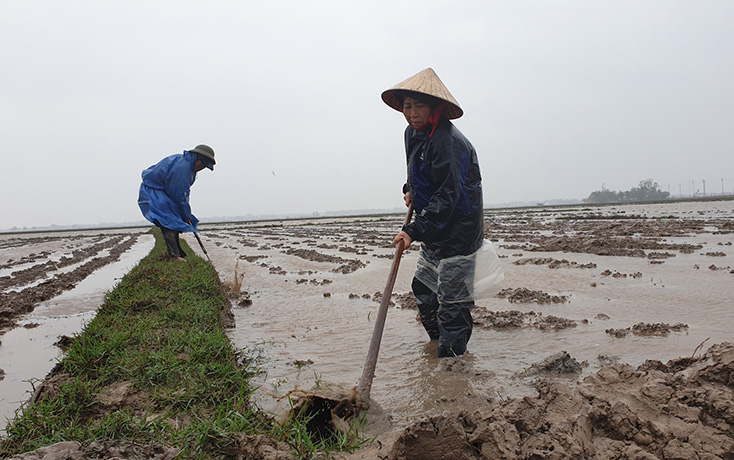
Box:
[501,234,704,258]
[280,248,367,274]
[600,269,643,278]
[606,322,689,338]
[471,308,578,331]
[6,440,181,460]
[497,287,568,304]
[514,257,597,269]
[632,322,689,335]
[287,386,362,439]
[535,314,578,331]
[472,309,531,329]
[517,350,583,378]
[380,342,734,460]
[53,335,74,351]
[391,292,417,309]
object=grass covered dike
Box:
[0,229,364,460]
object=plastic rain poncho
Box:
[414,239,504,304]
[138,150,200,233]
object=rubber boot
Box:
[160,226,186,258]
[437,303,473,358]
[412,278,440,340]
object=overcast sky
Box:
[2,1,733,229]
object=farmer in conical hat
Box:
[138,144,216,261]
[383,68,484,358]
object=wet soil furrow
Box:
[0,236,128,292]
[0,236,139,333]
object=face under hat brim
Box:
[381,68,463,119]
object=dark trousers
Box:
[412,277,473,358]
[157,224,187,258]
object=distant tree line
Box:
[586,179,670,204]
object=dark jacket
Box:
[402,117,484,258]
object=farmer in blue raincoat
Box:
[138,145,215,261]
[383,68,485,358]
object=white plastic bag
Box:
[414,239,504,304]
[469,239,505,301]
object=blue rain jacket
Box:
[138,150,200,233]
[402,117,484,259]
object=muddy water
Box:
[0,233,154,432]
[188,201,734,433]
[1,202,731,439]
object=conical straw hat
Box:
[381,68,463,119]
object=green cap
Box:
[189,144,216,170]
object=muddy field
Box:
[193,200,734,459]
[0,229,154,431]
[1,200,733,458]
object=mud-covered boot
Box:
[437,304,473,358]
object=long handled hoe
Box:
[356,204,413,406]
[193,232,212,263]
[193,231,232,301]
[287,205,414,436]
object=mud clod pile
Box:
[386,342,734,460]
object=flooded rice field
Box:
[186,200,734,436]
[0,229,154,432]
[1,200,733,456]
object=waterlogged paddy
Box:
[0,230,153,432]
[188,201,734,433]
[1,201,732,441]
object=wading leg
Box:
[412,277,440,340]
[437,303,473,358]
